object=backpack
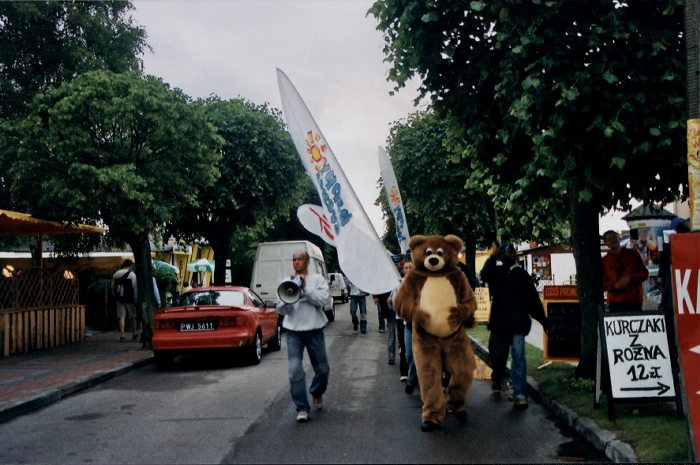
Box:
[114,271,134,304]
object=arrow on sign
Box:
[620,382,671,396]
[690,345,700,355]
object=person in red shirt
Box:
[602,230,649,312]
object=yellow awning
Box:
[0,209,107,237]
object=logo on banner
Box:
[309,206,335,242]
[305,129,352,236]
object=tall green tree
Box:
[380,110,568,270]
[0,0,148,211]
[0,1,146,119]
[371,1,687,376]
[168,97,308,286]
[381,111,497,270]
[10,70,222,346]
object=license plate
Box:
[178,321,216,332]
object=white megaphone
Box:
[277,275,303,304]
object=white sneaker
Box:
[313,397,323,411]
[296,410,309,422]
[400,376,408,382]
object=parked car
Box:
[152,286,281,368]
[328,272,348,303]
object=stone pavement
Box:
[0,326,636,462]
[0,329,153,423]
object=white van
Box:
[250,240,335,322]
[328,272,348,303]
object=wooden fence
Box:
[0,267,84,357]
[2,305,85,357]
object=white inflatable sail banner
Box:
[297,204,336,246]
[378,146,410,255]
[277,69,400,294]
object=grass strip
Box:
[469,324,690,462]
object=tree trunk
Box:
[205,222,234,286]
[568,177,605,379]
[211,234,232,286]
[463,234,478,278]
[127,234,157,349]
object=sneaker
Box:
[400,376,408,382]
[513,396,528,409]
[352,316,359,331]
[379,329,385,333]
[405,383,415,395]
[296,410,309,422]
[119,337,126,343]
[313,397,323,411]
[388,360,395,365]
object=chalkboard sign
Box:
[545,301,581,361]
[600,312,676,400]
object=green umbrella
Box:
[186,258,214,273]
[153,259,179,274]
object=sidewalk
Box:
[0,329,153,423]
[0,326,636,462]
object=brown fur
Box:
[394,234,477,425]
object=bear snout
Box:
[425,255,444,271]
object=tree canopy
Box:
[168,96,309,286]
[10,70,222,345]
[0,1,147,119]
[370,0,687,376]
[0,1,148,212]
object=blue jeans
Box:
[404,324,417,387]
[488,332,527,399]
[349,295,367,331]
[286,329,330,413]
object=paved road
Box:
[0,301,607,464]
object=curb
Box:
[0,357,153,424]
[469,336,638,463]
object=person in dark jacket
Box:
[480,242,549,409]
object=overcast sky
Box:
[131,0,421,238]
[130,0,644,238]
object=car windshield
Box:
[180,290,246,307]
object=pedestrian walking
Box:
[389,260,413,382]
[276,250,331,423]
[347,278,368,333]
[112,259,139,342]
[480,242,549,409]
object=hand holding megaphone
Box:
[277,275,304,304]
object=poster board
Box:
[543,285,580,362]
[473,287,490,323]
[670,232,700,460]
[599,312,676,400]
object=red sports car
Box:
[152,286,281,368]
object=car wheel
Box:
[268,324,282,351]
[154,350,175,370]
[246,331,263,365]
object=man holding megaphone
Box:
[276,250,331,423]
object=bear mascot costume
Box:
[394,234,477,431]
